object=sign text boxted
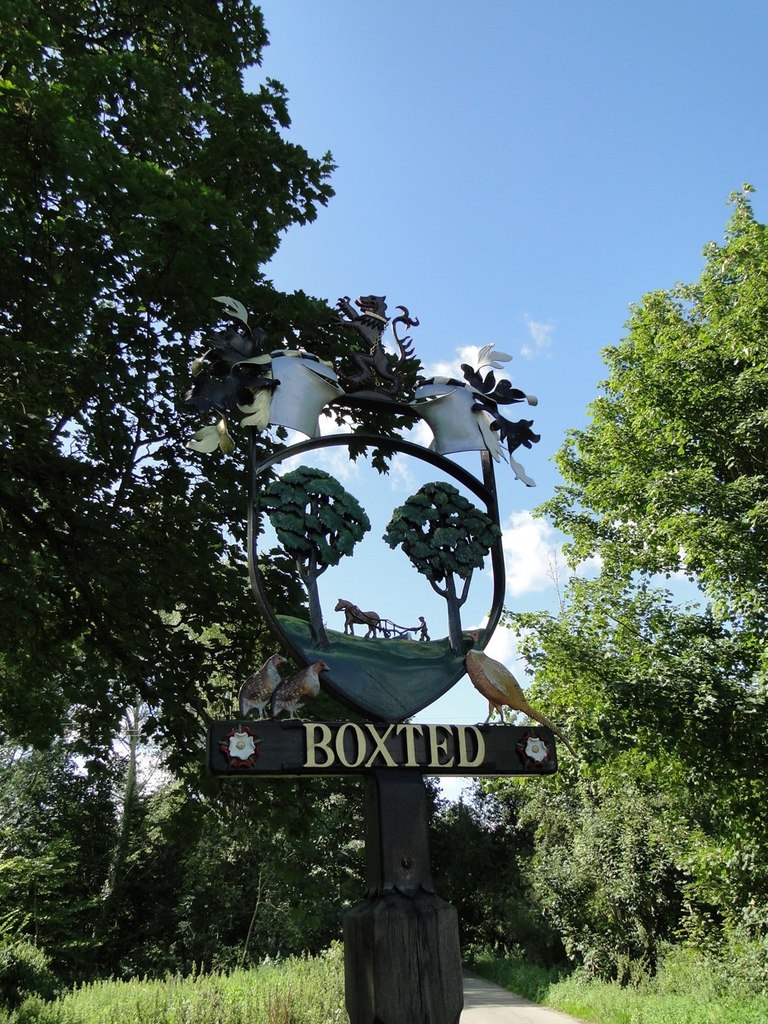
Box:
[209,720,558,777]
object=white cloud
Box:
[484,622,523,668]
[501,510,563,597]
[422,344,485,381]
[575,552,603,577]
[401,417,434,451]
[277,423,364,485]
[520,317,554,360]
[501,510,602,596]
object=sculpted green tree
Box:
[383,482,501,654]
[0,1,337,758]
[259,467,371,648]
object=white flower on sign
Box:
[228,731,256,760]
[524,735,549,763]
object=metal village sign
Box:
[188,294,562,1024]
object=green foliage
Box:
[470,953,565,1004]
[519,771,686,979]
[476,936,768,1024]
[259,466,370,644]
[501,574,768,975]
[544,186,768,633]
[160,780,363,975]
[0,743,116,979]
[260,467,370,572]
[0,737,364,984]
[431,784,563,965]
[1,946,346,1024]
[384,482,500,584]
[0,0,338,761]
[384,481,500,651]
[483,193,768,984]
[0,941,57,1010]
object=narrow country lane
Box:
[461,973,586,1024]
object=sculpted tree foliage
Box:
[0,0,338,758]
[259,467,371,648]
[383,482,500,653]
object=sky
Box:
[244,0,768,794]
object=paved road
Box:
[461,972,585,1024]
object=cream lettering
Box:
[336,722,367,768]
[304,723,335,768]
[456,726,485,768]
[364,723,398,768]
[300,722,498,773]
[396,724,423,767]
[427,725,454,768]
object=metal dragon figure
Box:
[335,295,420,398]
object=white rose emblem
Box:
[524,736,549,763]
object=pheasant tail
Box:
[525,705,576,758]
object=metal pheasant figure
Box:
[270,660,328,720]
[238,653,287,719]
[465,633,575,757]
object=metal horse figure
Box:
[335,599,381,638]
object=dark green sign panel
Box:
[208,720,558,777]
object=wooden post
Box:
[343,771,463,1024]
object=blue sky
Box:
[244,1,768,783]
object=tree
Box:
[383,481,500,653]
[507,574,768,951]
[0,0,340,759]
[259,466,371,647]
[544,186,768,635]
[494,191,768,970]
[0,741,117,979]
[430,783,562,963]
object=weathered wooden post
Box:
[190,293,560,1024]
[344,770,463,1024]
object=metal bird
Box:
[464,633,575,756]
[270,660,328,720]
[238,653,287,719]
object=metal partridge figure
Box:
[238,653,287,719]
[465,633,575,756]
[270,660,328,720]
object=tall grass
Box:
[3,944,347,1024]
[473,941,768,1024]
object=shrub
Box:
[0,941,57,1010]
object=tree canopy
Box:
[258,466,371,647]
[497,189,768,974]
[0,0,340,761]
[544,187,768,635]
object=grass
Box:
[3,945,347,1024]
[472,944,768,1024]
[10,941,768,1024]
[276,616,480,720]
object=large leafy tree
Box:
[0,739,365,981]
[493,191,768,973]
[0,742,117,979]
[509,578,768,959]
[544,186,768,637]
[0,0,339,760]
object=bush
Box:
[521,776,685,980]
[0,941,57,1010]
